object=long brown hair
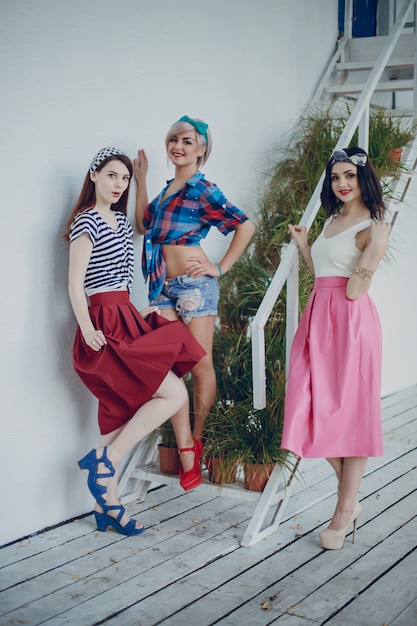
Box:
[62,153,133,241]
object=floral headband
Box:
[89,147,124,174]
[176,115,208,144]
[330,149,367,168]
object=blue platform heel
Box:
[78,447,115,505]
[94,504,145,536]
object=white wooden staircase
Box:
[314,0,416,110]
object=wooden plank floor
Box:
[1,385,416,626]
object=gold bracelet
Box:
[354,265,374,281]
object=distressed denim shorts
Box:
[150,274,219,324]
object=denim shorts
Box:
[150,274,219,324]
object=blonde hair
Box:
[165,119,212,167]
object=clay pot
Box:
[206,457,238,485]
[243,463,275,492]
[158,444,181,475]
[389,147,403,162]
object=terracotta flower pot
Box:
[158,444,181,475]
[244,463,275,492]
[207,457,238,485]
[389,147,403,162]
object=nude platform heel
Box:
[319,502,362,550]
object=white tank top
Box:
[311,217,372,278]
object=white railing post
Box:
[251,324,266,409]
[285,252,299,378]
[389,0,396,33]
[358,103,370,151]
[312,37,348,105]
[252,241,299,408]
[344,0,354,41]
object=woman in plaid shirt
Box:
[134,116,255,458]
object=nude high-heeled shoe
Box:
[319,502,362,550]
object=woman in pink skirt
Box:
[281,147,392,550]
[63,148,206,536]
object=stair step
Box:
[130,464,266,502]
[335,57,414,71]
[326,78,414,94]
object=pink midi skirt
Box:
[73,291,206,435]
[281,276,383,458]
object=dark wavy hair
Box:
[320,146,385,220]
[62,153,133,241]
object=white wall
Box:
[371,145,417,395]
[1,0,414,547]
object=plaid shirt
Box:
[142,171,249,301]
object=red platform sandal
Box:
[178,439,203,491]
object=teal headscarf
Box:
[176,115,208,144]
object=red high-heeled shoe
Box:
[178,439,203,491]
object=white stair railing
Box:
[252,0,416,410]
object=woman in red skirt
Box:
[63,148,206,536]
[282,147,393,550]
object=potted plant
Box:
[366,108,417,178]
[156,419,180,475]
[202,394,241,486]
[202,422,239,485]
[205,107,416,493]
[205,114,328,490]
[208,316,295,491]
[202,325,249,485]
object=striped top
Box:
[69,209,134,295]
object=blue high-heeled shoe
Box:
[94,504,145,536]
[78,447,115,506]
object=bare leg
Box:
[339,456,367,505]
[185,315,216,440]
[93,371,188,527]
[326,457,343,487]
[328,457,367,530]
[170,399,196,473]
[159,310,216,441]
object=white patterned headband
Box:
[89,147,124,174]
[330,149,367,168]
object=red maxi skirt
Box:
[281,277,383,458]
[73,291,206,435]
